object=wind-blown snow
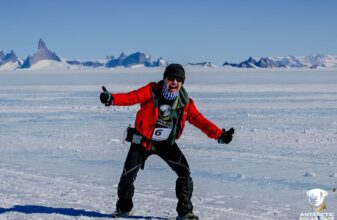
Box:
[0,68,336,219]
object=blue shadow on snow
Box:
[0,205,170,219]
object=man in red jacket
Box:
[100,64,234,220]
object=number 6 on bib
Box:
[152,128,172,141]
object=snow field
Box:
[0,68,337,219]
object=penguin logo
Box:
[307,188,328,212]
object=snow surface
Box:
[0,68,337,220]
[0,62,20,72]
[26,60,71,70]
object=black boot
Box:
[116,183,134,212]
[176,212,199,220]
[112,209,133,218]
[176,177,197,218]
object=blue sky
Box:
[1,0,336,65]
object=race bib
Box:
[151,127,172,141]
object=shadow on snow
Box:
[0,205,170,219]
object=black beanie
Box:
[163,63,185,83]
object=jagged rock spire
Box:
[0,50,5,60]
[21,39,61,68]
[38,38,47,50]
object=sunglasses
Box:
[166,76,183,83]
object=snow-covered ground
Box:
[0,67,337,220]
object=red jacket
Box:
[111,82,223,150]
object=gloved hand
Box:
[218,128,234,144]
[100,86,113,106]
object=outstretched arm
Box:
[187,99,234,144]
[99,83,153,107]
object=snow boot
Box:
[176,212,199,220]
[112,209,133,218]
[176,177,194,216]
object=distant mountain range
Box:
[1,39,337,71]
[186,62,216,68]
[0,39,168,71]
[223,55,337,68]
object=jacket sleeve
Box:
[111,83,152,106]
[186,98,223,139]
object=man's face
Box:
[164,77,183,93]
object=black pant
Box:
[116,142,194,216]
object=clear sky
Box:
[1,0,336,65]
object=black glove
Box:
[218,128,234,144]
[100,86,113,106]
